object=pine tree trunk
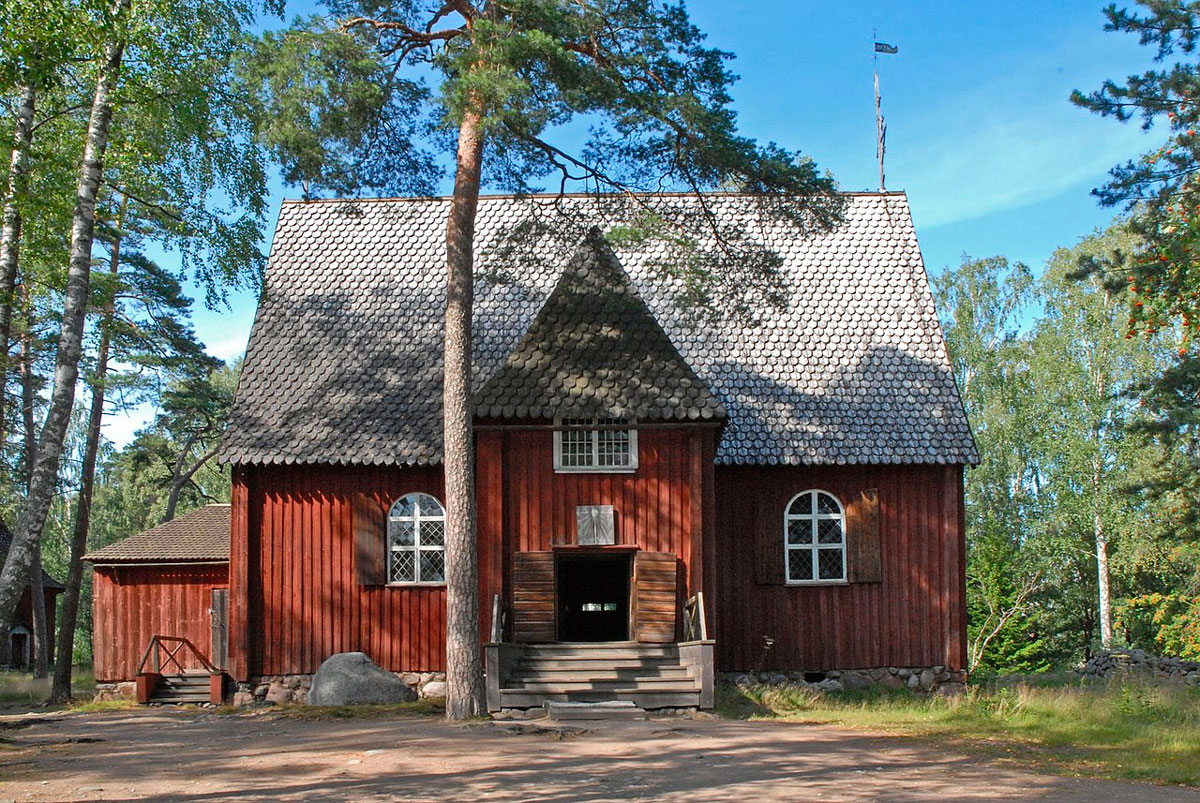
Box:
[29,540,48,678]
[0,84,36,448]
[442,108,486,720]
[0,26,127,654]
[1094,453,1113,649]
[48,202,122,704]
[162,443,220,524]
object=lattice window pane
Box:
[787,518,812,545]
[392,496,417,518]
[788,548,813,581]
[597,428,631,467]
[389,518,415,546]
[791,492,814,516]
[816,493,840,515]
[818,548,844,580]
[817,518,843,545]
[420,551,445,583]
[421,519,445,547]
[390,549,415,583]
[560,429,593,467]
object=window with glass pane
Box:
[553,418,638,471]
[387,493,446,584]
[783,490,845,583]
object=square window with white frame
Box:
[553,418,638,472]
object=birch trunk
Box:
[442,108,486,720]
[48,201,123,703]
[1094,453,1113,649]
[0,26,127,651]
[0,84,36,447]
[21,279,47,678]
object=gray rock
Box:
[308,652,417,706]
[906,673,921,690]
[815,678,844,692]
[919,668,936,690]
[420,681,448,699]
[842,673,873,691]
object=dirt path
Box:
[1,709,1196,802]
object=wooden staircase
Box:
[147,672,213,705]
[490,642,710,711]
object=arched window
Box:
[387,493,446,584]
[784,490,846,583]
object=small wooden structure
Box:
[86,505,230,684]
[0,520,63,669]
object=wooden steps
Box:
[496,643,702,710]
[147,673,212,705]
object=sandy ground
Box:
[0,708,1196,802]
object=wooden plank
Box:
[512,551,556,642]
[633,551,678,643]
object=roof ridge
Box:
[279,190,909,205]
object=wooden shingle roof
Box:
[83,504,230,565]
[475,230,725,422]
[221,193,977,467]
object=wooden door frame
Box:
[551,545,637,642]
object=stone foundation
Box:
[93,681,137,702]
[233,671,448,706]
[721,666,968,695]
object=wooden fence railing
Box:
[683,591,708,642]
[137,635,217,676]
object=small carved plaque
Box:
[576,505,615,545]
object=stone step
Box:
[504,677,698,692]
[149,693,210,704]
[499,689,700,709]
[544,701,646,721]
[508,657,683,670]
[507,667,695,683]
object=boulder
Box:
[265,682,293,705]
[420,680,448,700]
[308,652,417,706]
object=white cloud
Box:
[206,334,249,362]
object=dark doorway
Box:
[556,552,631,642]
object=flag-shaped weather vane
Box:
[874,40,898,190]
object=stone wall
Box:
[232,671,448,706]
[721,666,967,695]
[93,681,137,702]
[1079,649,1200,685]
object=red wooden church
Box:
[91,193,976,709]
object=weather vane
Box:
[873,38,899,191]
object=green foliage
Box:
[1073,1,1200,345]
[937,228,1185,672]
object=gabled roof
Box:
[83,504,230,565]
[221,193,977,467]
[0,520,64,590]
[475,230,725,422]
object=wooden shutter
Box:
[754,493,785,585]
[633,551,678,643]
[512,551,556,642]
[210,589,228,671]
[353,493,386,586]
[847,488,882,583]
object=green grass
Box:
[0,667,94,706]
[717,678,1200,786]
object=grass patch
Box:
[0,667,95,706]
[717,678,1200,786]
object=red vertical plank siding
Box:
[713,463,966,673]
[91,565,229,682]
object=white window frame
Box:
[552,418,639,473]
[784,489,847,585]
[386,492,447,586]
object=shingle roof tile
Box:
[83,505,230,564]
[221,193,977,466]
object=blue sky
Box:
[107,0,1159,442]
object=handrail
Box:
[490,594,503,643]
[137,635,217,676]
[683,591,708,642]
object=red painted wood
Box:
[713,463,966,672]
[92,564,228,682]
